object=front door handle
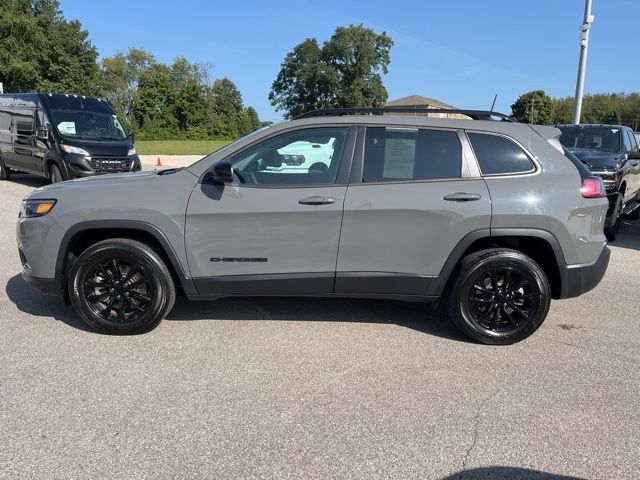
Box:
[443,192,482,202]
[298,196,336,205]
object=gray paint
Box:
[17,113,609,302]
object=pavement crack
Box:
[461,388,499,474]
[541,335,638,365]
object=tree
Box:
[0,0,98,93]
[98,48,155,127]
[269,25,393,118]
[511,90,553,124]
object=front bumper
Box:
[22,271,63,296]
[559,246,610,299]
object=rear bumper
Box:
[559,246,610,299]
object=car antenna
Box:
[490,94,498,112]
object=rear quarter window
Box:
[468,132,534,175]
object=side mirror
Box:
[36,126,49,141]
[627,151,640,160]
[208,161,233,184]
[128,131,136,144]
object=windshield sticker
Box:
[58,121,76,135]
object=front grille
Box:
[90,156,132,173]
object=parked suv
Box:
[17,108,610,344]
[558,124,640,240]
[0,93,141,183]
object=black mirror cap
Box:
[208,161,233,184]
[628,151,640,160]
[128,131,136,144]
[36,126,49,141]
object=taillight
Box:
[581,177,606,198]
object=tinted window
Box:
[229,127,348,186]
[624,130,637,152]
[623,130,633,152]
[13,108,35,136]
[468,133,534,175]
[0,107,11,133]
[558,126,621,153]
[363,127,462,182]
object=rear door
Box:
[185,126,356,296]
[335,126,491,296]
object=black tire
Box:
[68,238,176,334]
[446,248,551,345]
[49,163,63,183]
[0,158,10,180]
[604,222,618,241]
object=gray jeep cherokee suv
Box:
[16,108,610,344]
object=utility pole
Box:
[530,98,536,124]
[572,0,594,124]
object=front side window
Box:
[228,127,348,186]
[13,108,35,136]
[468,133,534,175]
[363,127,462,182]
[49,110,127,141]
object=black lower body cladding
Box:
[558,246,610,299]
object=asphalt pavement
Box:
[1,174,639,479]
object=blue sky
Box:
[60,0,639,121]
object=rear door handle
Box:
[298,196,336,205]
[443,192,482,202]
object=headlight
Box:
[20,199,57,218]
[61,145,90,156]
[127,147,137,156]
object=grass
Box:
[135,140,231,156]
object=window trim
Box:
[464,129,540,178]
[353,125,471,186]
[199,125,357,188]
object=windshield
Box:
[50,110,128,141]
[559,127,621,153]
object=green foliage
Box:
[511,90,553,124]
[269,25,393,118]
[0,0,98,94]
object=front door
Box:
[336,126,492,296]
[11,107,36,172]
[185,126,355,296]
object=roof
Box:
[557,124,628,129]
[0,92,113,113]
[385,95,456,110]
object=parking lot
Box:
[1,174,639,479]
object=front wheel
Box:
[446,248,551,345]
[68,238,176,334]
[49,163,63,183]
[604,221,618,241]
[0,161,10,180]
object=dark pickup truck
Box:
[558,124,640,240]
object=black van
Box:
[0,93,141,182]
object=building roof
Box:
[385,95,456,110]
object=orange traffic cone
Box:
[156,157,162,167]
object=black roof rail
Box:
[295,106,516,122]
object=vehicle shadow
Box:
[442,466,584,479]
[5,274,469,342]
[8,173,50,189]
[612,219,640,252]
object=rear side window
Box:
[363,127,462,182]
[468,133,534,175]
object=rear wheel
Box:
[447,248,551,345]
[68,238,176,334]
[49,163,63,183]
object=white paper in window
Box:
[58,121,76,135]
[383,138,415,178]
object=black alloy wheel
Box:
[447,248,551,345]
